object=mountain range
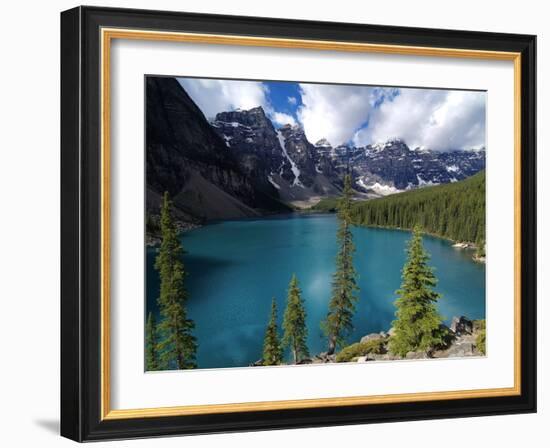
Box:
[146,77,486,223]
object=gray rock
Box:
[405,351,430,360]
[313,352,336,363]
[446,342,476,357]
[450,316,473,336]
[360,333,385,343]
[369,353,398,361]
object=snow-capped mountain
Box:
[211,108,341,203]
[146,78,485,223]
[318,138,486,194]
[212,107,485,202]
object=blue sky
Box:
[263,81,302,121]
[178,77,486,151]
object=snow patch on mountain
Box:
[416,174,438,187]
[315,138,332,148]
[357,177,402,196]
[268,174,281,190]
[277,130,303,187]
[222,135,232,147]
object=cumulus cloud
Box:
[177,77,486,151]
[178,78,270,119]
[354,89,486,151]
[271,112,296,127]
[297,84,376,145]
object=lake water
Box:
[146,213,485,369]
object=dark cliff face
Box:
[278,124,320,188]
[355,140,420,189]
[211,110,342,201]
[211,107,289,190]
[146,77,289,221]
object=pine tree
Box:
[155,191,197,369]
[282,275,309,363]
[262,298,283,366]
[389,226,446,357]
[322,174,359,355]
[145,312,159,371]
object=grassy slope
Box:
[310,196,340,213]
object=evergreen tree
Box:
[155,192,197,369]
[389,226,446,357]
[322,174,359,355]
[350,171,485,244]
[282,275,309,363]
[145,312,159,371]
[262,298,283,366]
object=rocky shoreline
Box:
[452,242,486,264]
[251,316,485,367]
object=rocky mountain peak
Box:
[279,123,308,140]
[209,100,485,202]
[315,138,332,148]
[367,139,410,156]
[214,106,272,131]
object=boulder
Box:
[450,316,473,336]
[446,341,476,357]
[297,357,313,365]
[313,352,336,363]
[360,333,385,343]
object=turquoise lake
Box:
[146,213,486,369]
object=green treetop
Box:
[145,312,160,371]
[389,225,446,357]
[262,298,283,366]
[155,191,197,369]
[322,174,359,355]
[282,275,309,364]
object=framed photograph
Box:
[60,6,536,441]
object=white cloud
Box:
[177,78,270,119]
[297,84,383,145]
[271,112,296,127]
[354,89,486,151]
[177,78,486,151]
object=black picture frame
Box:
[61,5,536,442]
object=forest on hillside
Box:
[350,171,486,244]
